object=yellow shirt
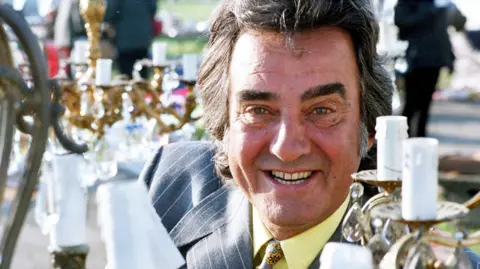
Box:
[252,197,350,269]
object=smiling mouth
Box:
[269,170,316,185]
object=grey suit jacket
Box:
[139,141,346,269]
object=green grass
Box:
[154,1,215,56]
[159,1,219,22]
[155,35,208,57]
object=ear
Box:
[367,134,375,151]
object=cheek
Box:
[307,122,361,167]
[228,121,270,169]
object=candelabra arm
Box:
[49,80,89,153]
[361,192,392,241]
[464,191,480,210]
[163,106,183,122]
[145,104,169,131]
[129,86,169,131]
[382,232,416,269]
[424,229,480,248]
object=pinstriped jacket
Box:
[139,141,480,269]
[139,141,347,269]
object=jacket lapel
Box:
[169,184,253,269]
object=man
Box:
[103,0,157,78]
[139,0,477,268]
[395,0,454,137]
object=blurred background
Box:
[2,0,480,268]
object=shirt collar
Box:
[253,196,350,269]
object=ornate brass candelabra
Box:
[343,169,480,269]
[56,0,200,143]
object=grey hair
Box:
[198,0,393,179]
[359,121,369,159]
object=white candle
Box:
[182,53,198,81]
[50,154,87,247]
[96,58,113,86]
[375,116,408,181]
[320,243,373,269]
[152,42,168,66]
[73,40,89,64]
[402,138,439,220]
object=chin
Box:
[257,196,328,227]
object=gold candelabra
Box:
[343,169,480,269]
[56,0,200,142]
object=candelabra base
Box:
[49,244,89,269]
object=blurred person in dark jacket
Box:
[395,0,454,137]
[104,0,157,78]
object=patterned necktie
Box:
[257,240,284,269]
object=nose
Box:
[270,115,311,162]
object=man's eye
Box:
[307,104,342,128]
[251,107,269,115]
[312,107,333,115]
[240,106,275,125]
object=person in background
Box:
[104,0,157,79]
[54,0,87,60]
[395,0,454,137]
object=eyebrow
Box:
[236,90,280,102]
[301,83,346,101]
[235,82,346,103]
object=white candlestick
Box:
[320,243,373,269]
[375,116,408,181]
[50,154,87,247]
[402,138,439,220]
[182,54,198,81]
[96,58,113,86]
[73,40,89,64]
[152,42,168,66]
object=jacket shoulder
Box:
[139,141,222,231]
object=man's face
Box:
[227,27,365,238]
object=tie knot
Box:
[258,240,284,268]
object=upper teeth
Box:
[272,171,313,180]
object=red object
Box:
[153,19,163,37]
[44,42,60,78]
[173,88,188,96]
[43,41,71,78]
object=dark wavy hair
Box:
[197,0,393,179]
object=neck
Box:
[263,221,318,241]
[259,196,348,241]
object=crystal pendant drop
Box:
[350,182,364,201]
[367,218,391,266]
[342,202,367,242]
[342,182,367,242]
[382,218,410,245]
[94,138,117,180]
